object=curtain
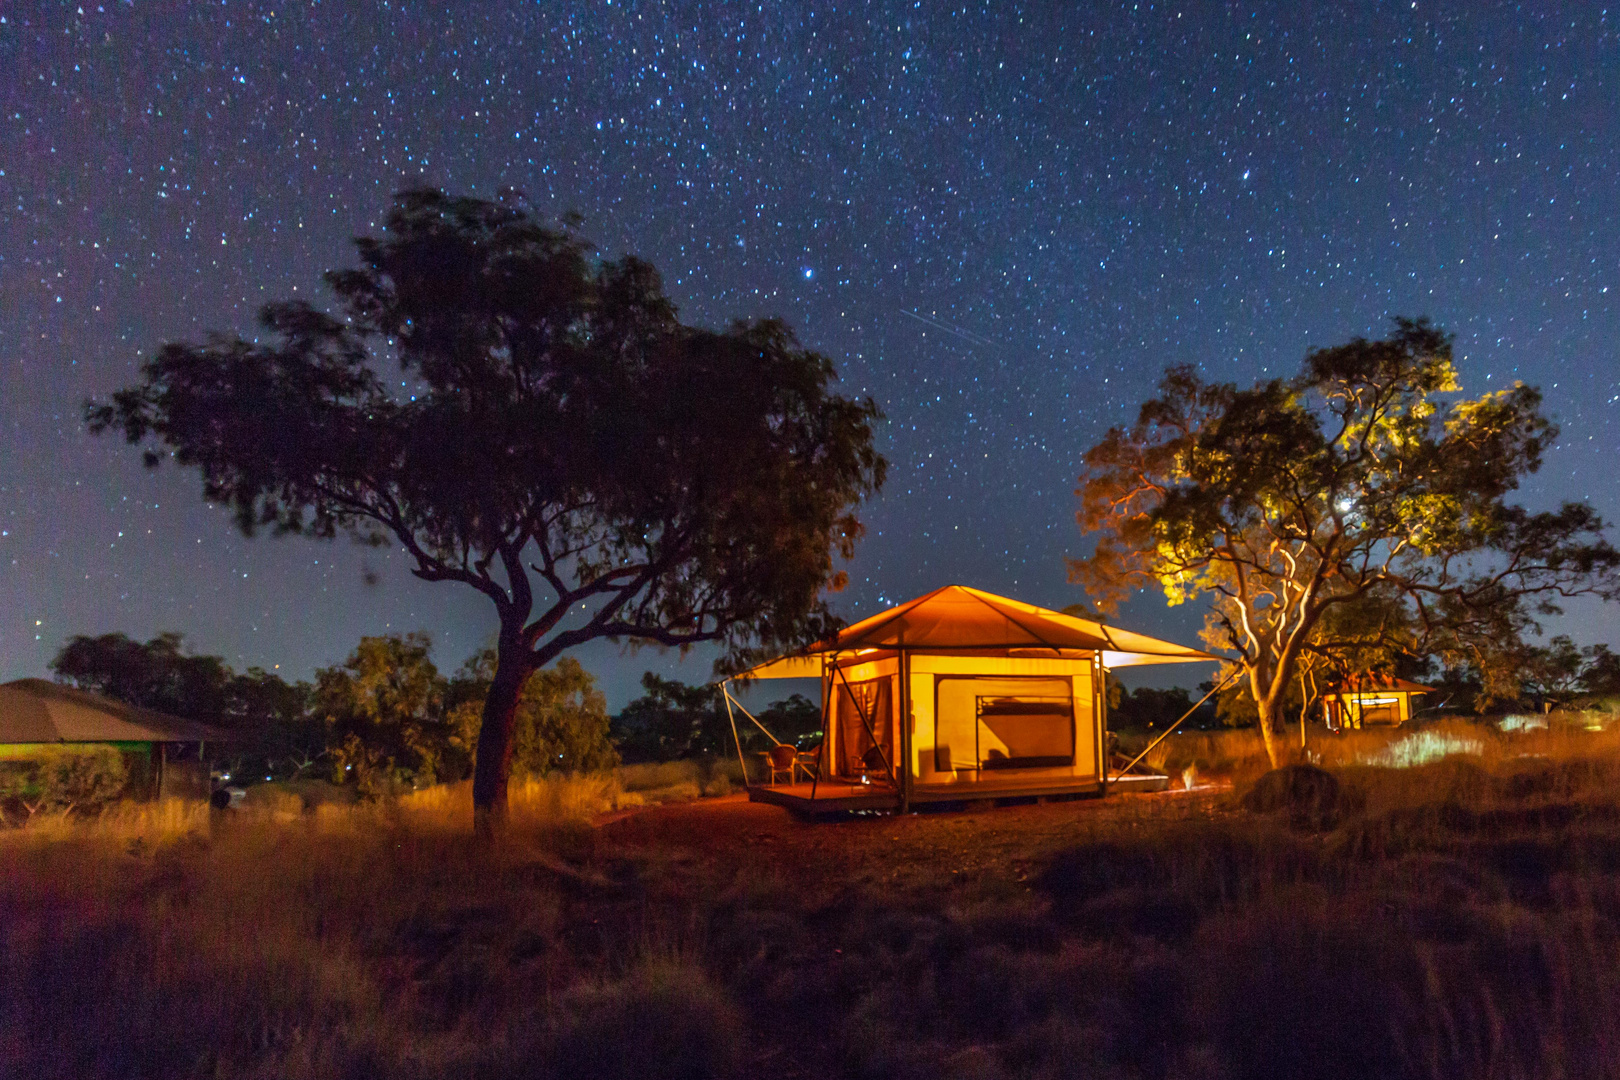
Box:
[836,676,892,781]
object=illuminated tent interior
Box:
[1322,675,1432,730]
[726,585,1216,813]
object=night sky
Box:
[4,2,1618,707]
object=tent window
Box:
[835,676,892,780]
[1357,703,1400,725]
[934,676,1076,774]
[976,696,1074,769]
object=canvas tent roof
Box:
[0,679,225,744]
[737,585,1217,680]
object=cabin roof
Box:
[1327,674,1432,696]
[0,679,226,744]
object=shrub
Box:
[1241,763,1351,830]
[0,748,129,823]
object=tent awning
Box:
[736,655,827,681]
[732,585,1218,680]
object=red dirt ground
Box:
[594,784,1235,895]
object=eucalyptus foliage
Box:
[1072,319,1620,764]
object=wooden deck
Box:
[1105,773,1173,794]
[746,771,1169,815]
[747,782,904,813]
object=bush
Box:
[0,748,129,823]
[1242,763,1351,830]
[507,656,621,778]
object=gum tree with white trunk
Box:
[1071,319,1619,767]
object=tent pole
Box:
[722,682,751,788]
[897,649,912,813]
[724,687,784,746]
[810,657,828,802]
[1112,668,1240,780]
[1096,655,1107,794]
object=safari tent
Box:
[725,586,1216,814]
[1322,674,1431,730]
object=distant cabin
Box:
[0,679,223,800]
[1323,675,1431,730]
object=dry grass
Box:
[0,771,659,1080]
[1126,710,1620,783]
[13,796,216,844]
[618,757,745,802]
[391,774,646,827]
[6,726,1620,1079]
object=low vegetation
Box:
[6,716,1620,1079]
[0,746,131,823]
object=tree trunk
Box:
[1249,636,1313,770]
[1249,660,1286,770]
[1298,671,1309,752]
[472,635,533,840]
[1254,695,1283,769]
[1244,663,1287,769]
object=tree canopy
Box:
[53,631,237,722]
[610,674,823,762]
[51,631,319,776]
[89,188,886,831]
[315,633,476,793]
[1516,635,1620,709]
[1072,319,1620,764]
[609,673,731,762]
[1112,685,1202,733]
[452,650,618,777]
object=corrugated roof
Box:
[736,585,1218,679]
[0,679,227,744]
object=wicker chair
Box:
[766,743,799,785]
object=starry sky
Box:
[3,1,1618,707]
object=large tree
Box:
[1071,319,1620,766]
[90,188,886,832]
[1516,635,1620,709]
[609,673,730,762]
[53,631,236,721]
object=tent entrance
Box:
[833,675,894,782]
